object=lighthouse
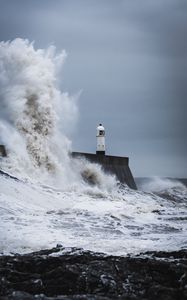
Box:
[72,123,137,189]
[96,123,105,155]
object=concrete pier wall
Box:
[0,144,137,189]
[72,152,137,189]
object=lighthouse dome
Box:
[96,124,105,137]
[97,124,105,131]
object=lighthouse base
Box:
[72,152,137,190]
[96,151,105,155]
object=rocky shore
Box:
[0,246,187,300]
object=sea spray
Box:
[0,39,186,255]
[0,39,72,176]
[138,177,187,203]
[0,38,117,189]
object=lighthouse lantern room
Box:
[96,124,105,155]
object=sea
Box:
[0,38,186,256]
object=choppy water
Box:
[0,39,186,256]
[0,173,186,256]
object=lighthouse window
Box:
[99,130,104,136]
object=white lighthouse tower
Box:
[96,123,105,155]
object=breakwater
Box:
[72,152,137,189]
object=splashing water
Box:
[0,39,186,256]
[0,39,79,184]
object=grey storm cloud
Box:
[0,0,186,177]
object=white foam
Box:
[0,39,78,185]
[0,39,186,256]
[0,174,186,255]
[140,177,186,193]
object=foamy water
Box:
[0,173,186,255]
[0,39,186,256]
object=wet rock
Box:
[0,247,186,300]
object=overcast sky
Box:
[0,0,186,177]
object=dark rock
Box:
[0,247,187,300]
